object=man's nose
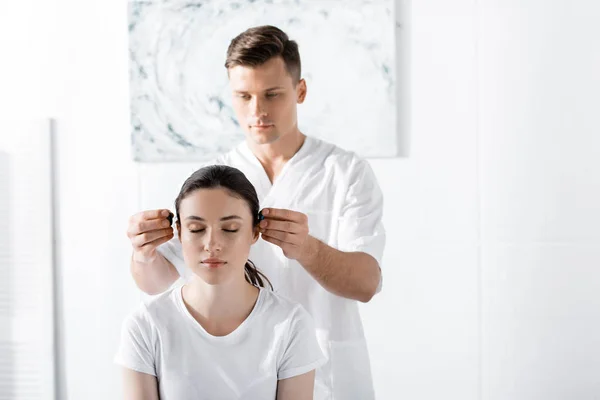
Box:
[250,97,267,118]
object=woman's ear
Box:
[176,221,181,241]
[252,225,260,244]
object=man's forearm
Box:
[130,252,179,295]
[297,237,381,302]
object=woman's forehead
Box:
[180,188,252,217]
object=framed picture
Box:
[129,0,397,161]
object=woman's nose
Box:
[203,231,222,253]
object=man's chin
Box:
[248,130,281,145]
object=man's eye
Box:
[238,94,251,100]
[266,93,278,98]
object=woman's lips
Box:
[202,258,226,268]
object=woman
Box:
[115,165,326,399]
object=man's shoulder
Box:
[308,136,368,174]
[208,137,368,176]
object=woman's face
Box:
[177,187,258,286]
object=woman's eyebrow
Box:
[185,216,205,221]
[184,215,242,221]
[220,215,242,221]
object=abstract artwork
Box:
[129,0,396,161]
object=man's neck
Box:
[182,276,259,336]
[247,130,306,183]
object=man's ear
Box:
[296,78,307,104]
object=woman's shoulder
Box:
[123,287,181,332]
[257,289,311,324]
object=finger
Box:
[132,228,174,249]
[261,208,307,223]
[259,219,303,234]
[131,209,171,223]
[261,233,285,248]
[262,229,300,245]
[139,232,174,251]
[128,218,172,237]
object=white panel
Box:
[362,243,479,400]
[0,119,55,400]
[0,2,58,118]
[46,0,143,398]
[482,244,600,400]
[479,0,600,244]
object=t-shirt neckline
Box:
[176,285,265,345]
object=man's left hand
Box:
[258,208,313,260]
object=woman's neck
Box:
[182,277,259,336]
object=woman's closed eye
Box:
[188,228,239,233]
[222,224,240,233]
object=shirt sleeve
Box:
[157,236,192,281]
[336,158,386,292]
[114,306,157,376]
[278,305,327,380]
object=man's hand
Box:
[258,208,314,261]
[127,209,174,263]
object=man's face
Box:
[228,57,306,145]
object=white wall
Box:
[1,1,599,399]
[478,2,600,399]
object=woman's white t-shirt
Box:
[115,285,326,399]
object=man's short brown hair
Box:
[225,25,301,83]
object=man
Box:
[127,25,385,399]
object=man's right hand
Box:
[127,209,175,263]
